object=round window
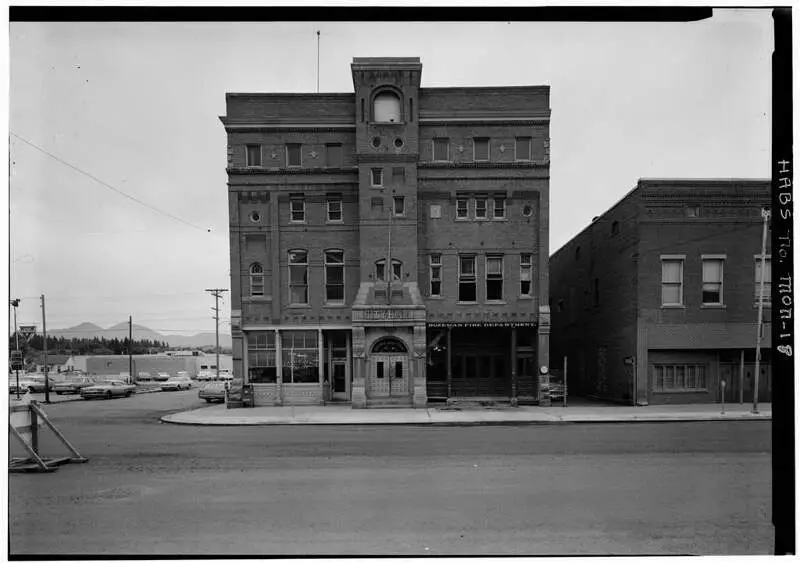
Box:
[522,204,533,217]
[372,137,381,148]
[394,137,404,148]
[249,211,261,223]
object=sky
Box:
[7,9,774,336]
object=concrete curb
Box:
[160,411,771,427]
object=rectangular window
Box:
[286,143,302,167]
[247,331,276,383]
[433,138,449,161]
[371,168,383,187]
[281,330,319,383]
[486,255,504,301]
[327,196,342,222]
[246,144,262,167]
[456,197,469,220]
[430,254,442,297]
[393,196,405,216]
[661,258,684,306]
[325,143,342,168]
[653,364,707,392]
[475,197,487,220]
[493,195,506,219]
[290,197,305,223]
[325,250,345,304]
[520,253,533,296]
[395,362,403,379]
[288,250,308,305]
[458,255,477,302]
[376,362,384,379]
[473,137,490,162]
[515,137,532,161]
[702,258,724,305]
[755,256,772,305]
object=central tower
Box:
[351,57,422,294]
[349,58,427,408]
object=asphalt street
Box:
[9,392,773,556]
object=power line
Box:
[10,131,210,233]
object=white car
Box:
[161,376,193,391]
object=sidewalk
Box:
[161,401,772,426]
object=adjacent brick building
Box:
[549,178,772,405]
[220,57,551,408]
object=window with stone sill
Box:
[288,250,308,305]
[249,263,264,297]
[456,197,469,220]
[246,144,262,167]
[433,138,450,162]
[492,196,506,220]
[702,258,724,306]
[473,137,490,162]
[475,197,488,220]
[486,255,504,301]
[290,198,305,223]
[520,254,533,296]
[286,143,302,167]
[325,250,345,304]
[458,255,477,302]
[754,256,772,305]
[430,254,442,297]
[327,197,342,222]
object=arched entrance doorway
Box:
[369,337,409,398]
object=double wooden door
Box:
[369,355,409,397]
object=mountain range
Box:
[46,322,232,349]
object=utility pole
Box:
[316,30,320,93]
[752,208,770,414]
[10,299,20,400]
[129,316,133,385]
[41,294,50,404]
[206,289,228,380]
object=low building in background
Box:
[75,353,233,378]
[549,178,771,405]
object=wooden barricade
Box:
[9,394,89,473]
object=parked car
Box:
[217,369,234,381]
[136,372,153,382]
[161,376,193,391]
[198,381,227,403]
[153,372,171,382]
[9,377,49,394]
[80,380,136,400]
[53,375,97,395]
[196,370,214,381]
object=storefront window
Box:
[247,332,276,383]
[281,330,319,383]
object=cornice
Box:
[227,166,359,176]
[223,124,356,133]
[418,160,549,169]
[356,153,420,164]
[419,118,549,126]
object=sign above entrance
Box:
[352,308,425,324]
[428,321,537,328]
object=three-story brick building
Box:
[221,57,551,408]
[549,178,771,405]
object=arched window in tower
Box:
[373,91,402,123]
[249,263,264,296]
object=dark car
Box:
[198,381,227,403]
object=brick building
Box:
[220,57,551,408]
[549,178,772,405]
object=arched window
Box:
[249,263,264,296]
[371,337,408,354]
[375,258,402,282]
[373,91,402,123]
